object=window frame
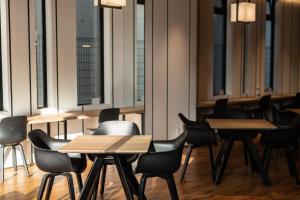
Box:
[36,0,48,108]
[135,0,145,104]
[76,2,105,106]
[265,0,275,91]
[213,0,227,96]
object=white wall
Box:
[145,0,198,140]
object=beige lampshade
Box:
[99,0,126,8]
[231,2,256,23]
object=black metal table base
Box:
[214,135,272,186]
[79,155,143,200]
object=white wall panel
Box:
[152,0,168,140]
[167,0,190,139]
[9,0,31,115]
[57,0,78,112]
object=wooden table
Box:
[198,94,295,109]
[287,108,300,115]
[207,119,277,186]
[59,135,152,200]
[27,106,145,139]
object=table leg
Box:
[113,155,135,200]
[215,139,234,185]
[64,121,68,140]
[79,157,104,200]
[47,123,51,136]
[141,113,145,134]
[243,136,272,186]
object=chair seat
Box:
[88,154,138,164]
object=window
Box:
[76,0,104,105]
[213,0,227,96]
[35,0,47,108]
[265,0,275,91]
[136,0,145,102]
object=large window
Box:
[35,0,47,108]
[213,0,227,96]
[136,0,145,102]
[76,0,104,105]
[265,0,275,91]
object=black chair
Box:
[0,116,29,182]
[89,108,120,132]
[250,95,271,120]
[178,113,216,182]
[90,121,140,198]
[28,129,87,200]
[286,92,300,109]
[199,98,228,121]
[261,107,300,184]
[136,132,187,200]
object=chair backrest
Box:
[93,120,140,136]
[271,106,297,126]
[0,116,27,145]
[258,95,271,112]
[98,108,120,124]
[213,98,228,116]
[28,129,72,173]
[178,113,214,146]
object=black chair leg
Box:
[12,146,17,172]
[243,142,248,166]
[286,149,295,177]
[100,164,107,195]
[166,175,179,200]
[287,147,300,185]
[76,173,83,191]
[264,148,272,176]
[37,174,51,200]
[208,145,215,182]
[180,145,193,182]
[65,173,75,200]
[138,175,148,200]
[0,145,4,182]
[45,176,55,200]
[18,144,30,177]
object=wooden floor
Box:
[1,141,300,200]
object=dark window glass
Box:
[213,0,226,95]
[265,0,275,91]
[76,0,104,105]
[35,0,47,108]
[136,0,144,102]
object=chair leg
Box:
[45,176,55,200]
[65,173,75,200]
[243,142,248,166]
[76,173,83,191]
[287,147,300,185]
[264,148,272,176]
[166,175,179,200]
[0,145,4,182]
[100,164,107,195]
[12,146,17,172]
[286,149,295,177]
[37,174,51,200]
[18,144,30,177]
[180,145,193,183]
[138,175,148,200]
[208,145,215,182]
